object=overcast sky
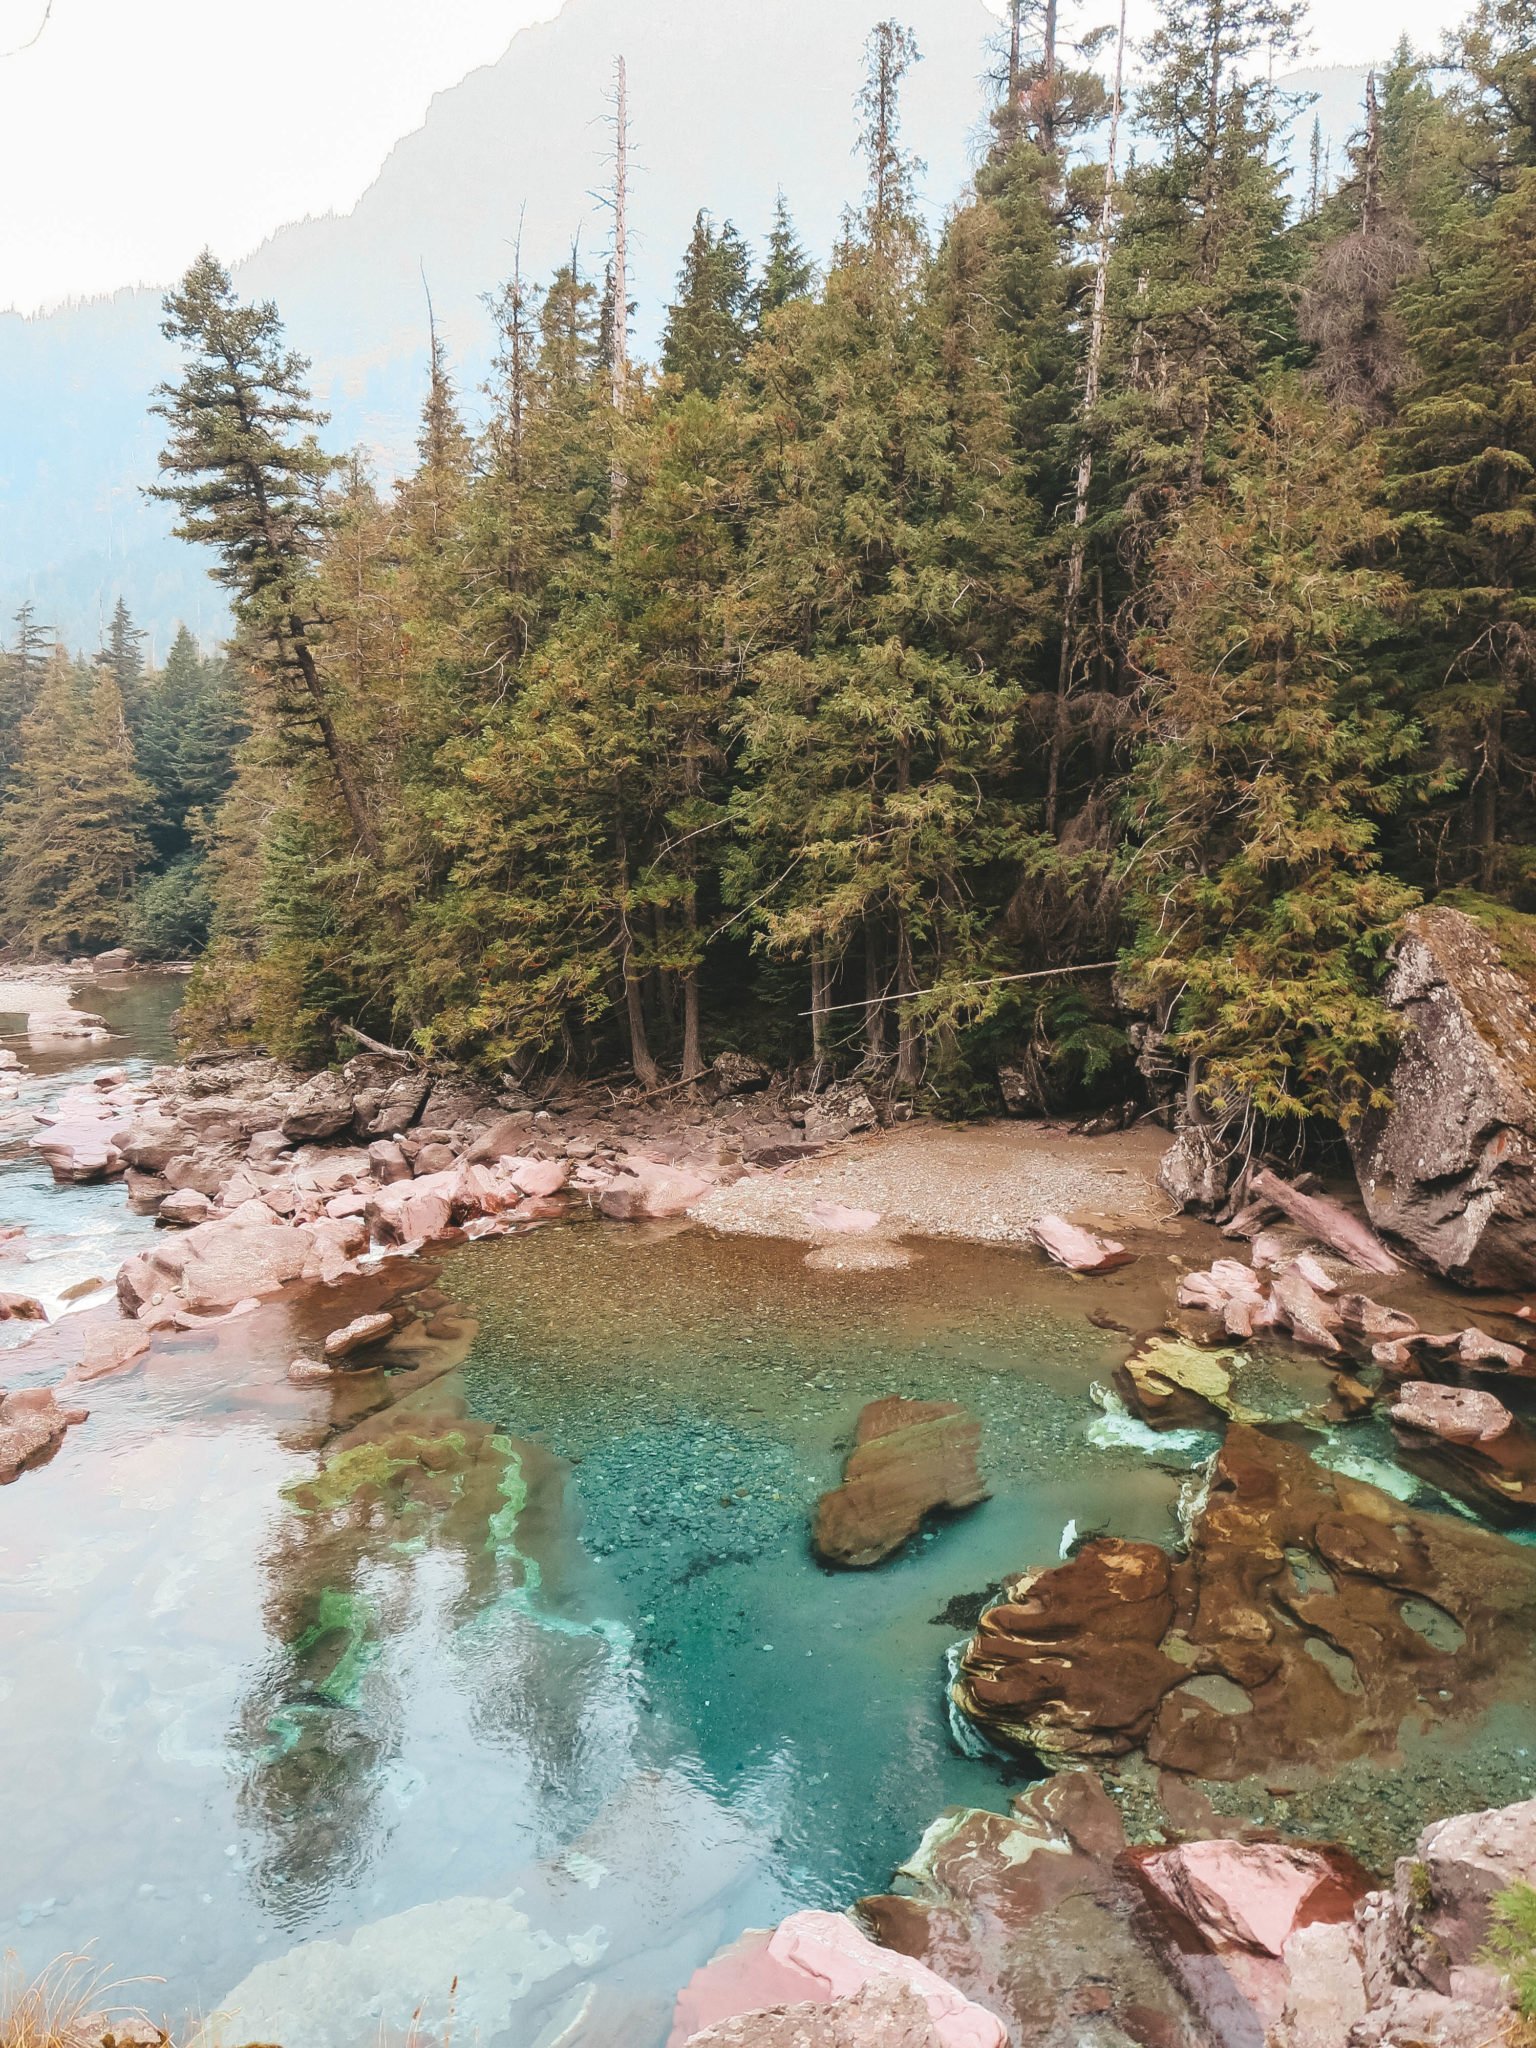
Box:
[0,0,1468,318]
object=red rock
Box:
[1270,1263,1343,1353]
[1176,1258,1267,1336]
[1028,1215,1135,1273]
[72,1323,152,1382]
[177,1219,315,1312]
[598,1156,712,1220]
[1246,1168,1400,1274]
[1391,1383,1515,1445]
[0,1385,87,1481]
[806,1201,884,1236]
[157,1187,214,1228]
[367,1138,413,1185]
[287,1357,334,1385]
[954,1426,1536,1780]
[512,1157,569,1199]
[0,1292,47,1321]
[813,1397,988,1568]
[668,1909,1007,2048]
[368,1173,457,1246]
[683,1979,944,2046]
[323,1311,395,1362]
[1134,1840,1362,1959]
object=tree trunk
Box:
[290,621,382,863]
[895,916,920,1088]
[1475,708,1503,888]
[810,943,830,1075]
[863,917,887,1057]
[680,969,703,1081]
[608,55,630,549]
[615,821,661,1089]
[1045,0,1126,837]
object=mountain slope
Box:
[0,0,998,651]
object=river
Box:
[2,979,1535,2047]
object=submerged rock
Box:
[1389,1381,1536,1521]
[812,1397,988,1569]
[952,1424,1536,1779]
[322,1311,396,1362]
[1113,1334,1250,1431]
[1350,906,1536,1289]
[859,1772,1202,2047]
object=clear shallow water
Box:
[2,990,1535,2045]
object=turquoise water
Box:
[3,985,1535,2045]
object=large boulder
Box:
[281,1070,356,1142]
[952,1424,1536,1779]
[683,1980,945,2047]
[1350,906,1536,1288]
[813,1397,988,1568]
[344,1054,431,1139]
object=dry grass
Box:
[0,1953,167,2048]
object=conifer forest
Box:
[7,0,1536,1150]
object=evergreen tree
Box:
[99,595,147,728]
[1123,385,1417,1130]
[662,211,754,396]
[1386,163,1536,890]
[136,625,246,858]
[150,252,378,861]
[0,600,52,803]
[754,192,816,321]
[0,653,151,954]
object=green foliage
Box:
[112,0,1536,1144]
[126,853,214,961]
[1482,1880,1536,2018]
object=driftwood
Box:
[1245,1167,1400,1276]
[335,1021,420,1065]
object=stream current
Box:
[3,979,1535,2047]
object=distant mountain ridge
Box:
[0,0,1373,652]
[0,0,998,651]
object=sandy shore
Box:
[693,1117,1178,1247]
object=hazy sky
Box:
[0,0,1467,318]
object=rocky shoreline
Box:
[7,965,1536,2045]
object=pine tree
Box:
[754,192,815,321]
[662,211,754,396]
[150,252,379,861]
[136,625,246,858]
[0,600,52,803]
[1123,384,1417,1131]
[0,653,152,954]
[99,595,147,728]
[1386,163,1536,890]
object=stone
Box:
[413,1141,458,1175]
[1245,1168,1400,1275]
[124,1169,170,1215]
[1158,1122,1234,1216]
[512,1157,569,1198]
[707,1050,771,1097]
[1391,1382,1516,1446]
[280,1070,356,1142]
[287,1357,334,1385]
[323,1311,396,1362]
[368,1175,456,1246]
[72,1323,152,1382]
[953,1424,1536,1780]
[157,1187,214,1228]
[1027,1215,1135,1273]
[0,1292,47,1320]
[0,1385,88,1482]
[1177,1258,1268,1337]
[344,1055,431,1139]
[1350,907,1536,1288]
[118,1118,183,1173]
[802,1083,879,1147]
[597,1156,712,1220]
[464,1112,534,1164]
[1270,1263,1344,1353]
[813,1397,988,1568]
[683,1979,945,2048]
[177,1219,316,1313]
[368,1138,413,1184]
[1114,1335,1246,1431]
[92,947,136,970]
[859,1772,1200,2048]
[805,1201,884,1236]
[669,1910,1006,2048]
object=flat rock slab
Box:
[813,1397,988,1569]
